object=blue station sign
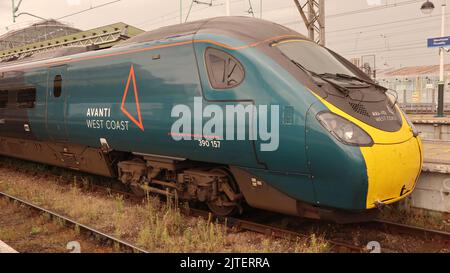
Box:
[427,36,450,48]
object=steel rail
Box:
[371,219,450,243]
[89,183,366,252]
[185,208,366,253]
[89,183,450,253]
[0,191,148,253]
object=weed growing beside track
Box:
[379,202,450,233]
[0,157,329,253]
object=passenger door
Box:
[46,65,67,141]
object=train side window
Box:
[54,75,62,98]
[0,90,7,108]
[17,88,36,109]
[205,47,245,89]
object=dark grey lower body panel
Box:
[230,166,379,223]
[0,136,115,177]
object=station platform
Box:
[423,140,450,173]
[409,114,450,141]
[412,140,450,213]
[0,240,17,253]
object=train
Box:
[0,17,423,223]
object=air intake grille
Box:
[349,102,370,117]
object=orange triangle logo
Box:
[121,65,144,131]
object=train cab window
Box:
[205,48,245,89]
[54,75,62,98]
[0,90,7,108]
[17,88,36,109]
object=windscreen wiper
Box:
[290,60,350,97]
[322,73,387,92]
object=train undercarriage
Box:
[0,136,244,216]
[117,155,244,216]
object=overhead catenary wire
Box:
[338,44,429,56]
[136,0,428,34]
[328,22,450,46]
[139,0,424,31]
[137,0,242,28]
[327,0,424,19]
[185,0,196,22]
[56,0,122,20]
[4,0,441,68]
[326,12,450,35]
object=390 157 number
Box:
[198,140,221,149]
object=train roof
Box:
[0,17,307,73]
[115,16,307,47]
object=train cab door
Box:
[193,44,264,168]
[46,65,68,141]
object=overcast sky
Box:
[0,0,448,69]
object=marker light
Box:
[316,112,374,146]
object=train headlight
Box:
[316,112,374,147]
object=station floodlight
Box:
[421,0,435,15]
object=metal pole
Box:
[260,0,262,19]
[432,85,436,110]
[307,1,314,41]
[438,3,446,117]
[293,0,325,45]
[319,0,325,46]
[12,0,15,22]
[226,0,230,16]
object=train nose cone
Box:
[361,136,423,209]
[306,93,423,211]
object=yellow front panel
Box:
[361,137,423,209]
[309,92,423,209]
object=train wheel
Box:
[129,184,146,197]
[207,168,242,217]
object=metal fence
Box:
[379,76,450,114]
[399,103,450,114]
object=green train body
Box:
[0,17,422,222]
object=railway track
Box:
[371,219,450,242]
[90,182,450,253]
[55,181,367,252]
[1,158,449,253]
[222,214,450,253]
[185,208,366,253]
[0,191,148,253]
[367,219,450,250]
